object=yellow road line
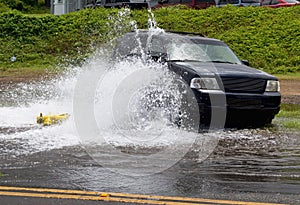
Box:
[0,191,208,205]
[0,186,288,205]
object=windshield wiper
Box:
[206,60,237,64]
[167,59,204,63]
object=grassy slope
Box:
[0,6,299,75]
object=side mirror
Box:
[149,51,167,63]
[241,60,249,66]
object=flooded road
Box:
[0,64,299,204]
[0,125,299,204]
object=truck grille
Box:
[226,97,262,108]
[221,77,266,93]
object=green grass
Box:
[282,121,300,129]
[275,104,300,130]
[278,104,300,118]
[0,6,300,74]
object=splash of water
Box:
[73,34,218,176]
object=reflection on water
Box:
[210,130,300,186]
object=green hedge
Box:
[0,6,299,73]
[0,0,48,13]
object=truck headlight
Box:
[266,80,280,92]
[190,77,220,90]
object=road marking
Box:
[0,186,288,205]
[0,191,208,205]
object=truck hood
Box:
[172,61,277,80]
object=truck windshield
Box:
[167,41,242,64]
